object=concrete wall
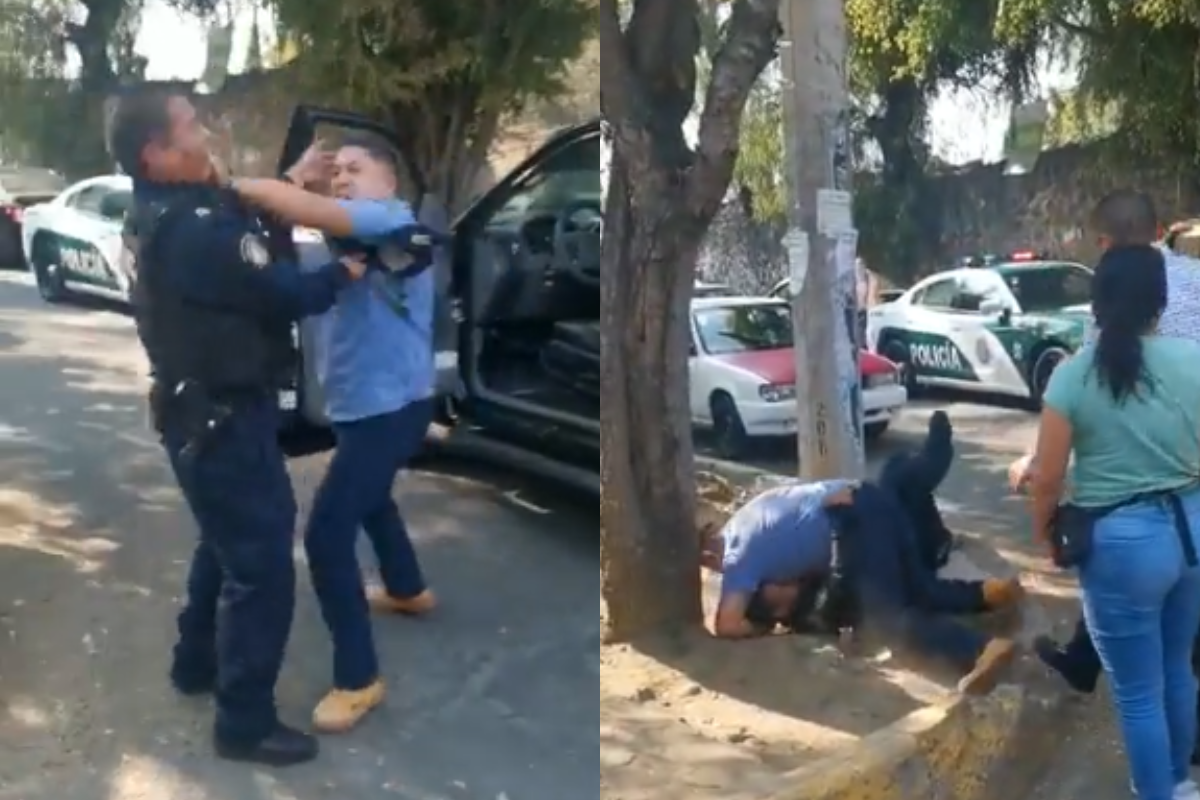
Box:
[931,141,1198,266]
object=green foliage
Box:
[731,81,783,228]
[694,0,1041,280]
[268,0,595,209]
[0,0,146,173]
[996,0,1200,165]
[1041,89,1119,148]
[846,0,1037,99]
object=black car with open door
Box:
[275,106,602,496]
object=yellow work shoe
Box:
[982,576,1024,610]
[312,680,386,734]
[957,638,1018,696]
[367,586,437,616]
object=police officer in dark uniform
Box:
[107,91,365,766]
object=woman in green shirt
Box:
[1031,244,1200,800]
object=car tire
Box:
[30,236,68,303]
[881,338,920,397]
[865,421,889,442]
[1030,345,1069,406]
[710,392,749,460]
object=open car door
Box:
[277,105,603,479]
[274,105,458,428]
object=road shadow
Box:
[0,298,599,800]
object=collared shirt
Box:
[1156,244,1200,339]
[718,480,854,598]
[318,198,435,423]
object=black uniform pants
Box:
[165,399,297,744]
[839,483,990,672]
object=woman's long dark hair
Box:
[1091,244,1168,402]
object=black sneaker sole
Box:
[214,741,319,767]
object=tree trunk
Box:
[600,143,704,643]
[598,0,780,643]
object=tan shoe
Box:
[982,577,1024,610]
[367,586,437,616]
[312,679,386,733]
[957,638,1018,695]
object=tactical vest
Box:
[128,194,295,393]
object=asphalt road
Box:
[0,268,1056,799]
[0,270,598,800]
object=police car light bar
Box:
[1009,250,1037,261]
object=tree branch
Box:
[598,0,637,128]
[1051,13,1102,39]
[689,0,780,218]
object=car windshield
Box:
[0,168,66,197]
[997,263,1092,312]
[488,135,602,229]
[694,303,792,354]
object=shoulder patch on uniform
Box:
[239,234,269,267]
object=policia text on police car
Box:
[108,91,368,766]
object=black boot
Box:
[1034,635,1099,694]
[215,722,319,767]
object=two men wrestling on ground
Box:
[701,412,1024,695]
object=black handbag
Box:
[1048,503,1099,569]
[1050,488,1200,569]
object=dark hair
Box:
[744,588,776,628]
[108,91,175,179]
[338,132,400,176]
[1090,244,1167,402]
[1091,189,1159,246]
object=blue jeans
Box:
[304,399,433,690]
[1080,489,1200,800]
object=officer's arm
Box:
[157,208,356,320]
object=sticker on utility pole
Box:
[782,229,809,294]
[817,189,854,235]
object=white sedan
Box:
[20,174,135,304]
[689,295,908,458]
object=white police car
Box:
[20,174,136,304]
[865,252,1092,403]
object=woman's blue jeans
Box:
[1080,489,1200,800]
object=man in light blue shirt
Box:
[232,136,439,733]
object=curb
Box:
[768,676,1069,800]
[697,454,1074,800]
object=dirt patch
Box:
[600,565,958,800]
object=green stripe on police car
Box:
[897,331,979,381]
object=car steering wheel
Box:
[553,199,602,288]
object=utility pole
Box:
[778,0,864,480]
